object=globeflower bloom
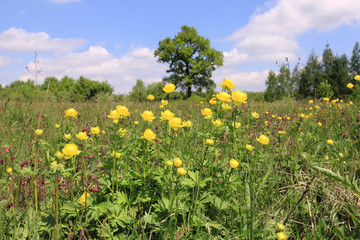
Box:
[220,78,235,91]
[206,139,215,145]
[232,122,241,128]
[64,108,78,118]
[177,167,187,175]
[309,100,313,104]
[141,111,155,122]
[107,110,120,120]
[51,161,58,169]
[231,90,247,105]
[78,192,91,207]
[216,92,231,102]
[163,83,176,93]
[181,120,192,127]
[174,158,182,167]
[62,143,81,159]
[355,75,360,81]
[251,112,259,119]
[246,144,254,151]
[201,108,212,119]
[118,128,127,136]
[257,135,270,145]
[161,99,168,106]
[230,159,239,168]
[209,98,217,105]
[55,124,61,128]
[160,110,174,121]
[91,126,100,135]
[76,131,89,140]
[6,167,12,173]
[169,117,182,130]
[35,129,43,136]
[64,133,72,140]
[116,105,130,117]
[327,139,334,145]
[213,119,224,127]
[143,129,156,141]
[347,83,354,89]
[55,151,64,159]
[323,97,329,102]
[147,94,155,100]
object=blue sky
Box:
[0,0,359,94]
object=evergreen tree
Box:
[350,41,360,75]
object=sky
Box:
[0,0,360,94]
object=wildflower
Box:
[116,105,130,117]
[163,83,176,93]
[111,151,122,158]
[277,117,282,120]
[213,119,224,127]
[6,167,12,173]
[118,128,127,136]
[339,153,344,158]
[182,120,192,127]
[209,98,217,105]
[51,161,58,169]
[174,158,182,167]
[134,121,139,125]
[55,124,60,128]
[35,129,43,136]
[278,130,286,134]
[169,117,182,130]
[232,122,241,128]
[323,97,329,102]
[347,83,354,89]
[350,101,353,105]
[309,100,313,104]
[277,223,285,231]
[300,113,305,118]
[231,90,247,105]
[177,167,187,175]
[76,131,88,140]
[62,143,81,159]
[206,139,215,145]
[64,108,78,118]
[143,129,156,141]
[355,75,360,81]
[216,92,231,102]
[91,126,100,135]
[315,105,320,109]
[220,78,235,90]
[166,160,173,166]
[107,110,120,120]
[78,192,91,207]
[160,110,174,121]
[221,103,232,110]
[325,156,329,160]
[327,139,334,145]
[201,108,212,119]
[55,151,64,159]
[257,135,270,145]
[229,159,239,168]
[147,95,155,100]
[317,122,322,126]
[276,232,287,240]
[141,111,155,122]
[246,144,254,151]
[64,133,72,140]
[251,112,259,119]
[161,99,168,106]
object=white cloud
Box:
[20,46,167,94]
[0,28,86,54]
[0,56,11,67]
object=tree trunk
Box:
[186,85,192,98]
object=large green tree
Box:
[154,25,224,98]
[350,41,360,76]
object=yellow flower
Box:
[271,114,275,118]
[220,78,235,90]
[231,90,247,105]
[309,100,313,104]
[6,167,12,173]
[166,160,173,166]
[277,117,282,120]
[177,167,187,175]
[35,129,43,136]
[182,120,192,127]
[113,119,119,124]
[325,156,329,160]
[62,143,81,159]
[278,130,286,134]
[174,158,182,167]
[143,129,156,141]
[55,124,60,128]
[276,232,287,240]
[216,91,231,102]
[251,112,259,119]
[221,103,232,110]
[116,105,131,117]
[209,98,217,105]
[118,128,127,136]
[323,97,329,102]
[55,151,64,159]
[201,108,212,117]
[318,122,322,126]
[213,119,224,127]
[232,122,241,128]
[51,161,58,169]
[147,94,155,100]
[327,139,334,145]
[347,83,354,89]
[350,101,353,105]
[76,131,88,140]
[354,75,360,81]
[169,117,182,130]
[163,83,176,93]
[229,159,239,168]
[161,99,168,106]
[339,152,344,158]
[246,144,254,151]
[206,139,215,145]
[64,133,72,140]
[141,111,155,122]
[257,135,270,145]
[91,126,100,135]
[277,223,286,231]
[160,110,174,121]
[78,192,91,207]
[134,121,139,125]
[300,113,305,118]
[64,108,78,118]
[315,105,320,109]
[107,109,120,119]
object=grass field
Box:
[0,87,359,239]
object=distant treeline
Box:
[264,42,360,102]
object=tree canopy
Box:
[154,25,223,98]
